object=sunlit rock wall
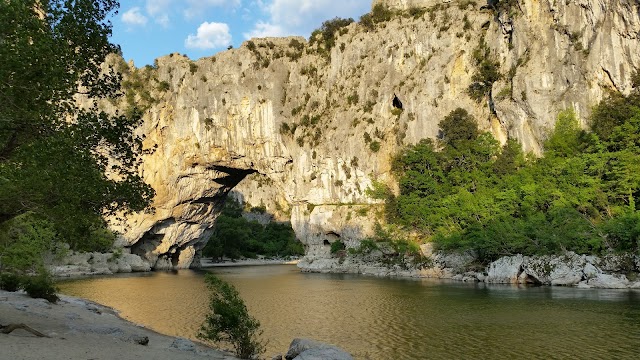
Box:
[110,0,639,269]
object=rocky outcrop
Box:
[49,249,151,277]
[299,249,640,289]
[372,0,443,11]
[102,0,639,269]
[285,338,353,360]
[486,255,525,284]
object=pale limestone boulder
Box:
[587,273,630,289]
[49,265,91,277]
[486,255,524,284]
[66,252,92,266]
[598,253,636,272]
[119,253,152,272]
[582,263,601,280]
[297,258,340,272]
[293,347,354,360]
[576,281,592,289]
[49,251,151,276]
[285,338,353,360]
[433,251,477,273]
[523,253,585,286]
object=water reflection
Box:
[59,266,640,359]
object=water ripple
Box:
[59,266,640,360]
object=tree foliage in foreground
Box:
[202,200,304,260]
[389,95,640,263]
[199,274,265,359]
[0,1,153,278]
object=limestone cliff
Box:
[107,0,639,269]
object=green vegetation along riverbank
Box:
[202,200,304,261]
[382,90,640,264]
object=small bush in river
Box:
[199,274,265,359]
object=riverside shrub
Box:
[0,272,22,292]
[389,98,640,262]
[198,274,265,359]
[23,271,59,303]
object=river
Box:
[58,265,640,359]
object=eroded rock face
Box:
[110,0,639,269]
[372,0,444,11]
[486,255,525,283]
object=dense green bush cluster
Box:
[387,93,640,263]
[348,225,432,269]
[468,38,501,102]
[330,240,346,254]
[199,274,265,359]
[491,0,519,13]
[0,271,59,303]
[0,272,22,292]
[202,200,304,260]
[360,4,394,31]
[309,17,354,52]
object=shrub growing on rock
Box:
[330,240,346,254]
[309,17,354,52]
[199,274,265,359]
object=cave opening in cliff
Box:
[325,231,341,241]
[170,250,180,267]
[392,94,403,110]
[323,240,331,246]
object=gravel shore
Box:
[0,290,239,360]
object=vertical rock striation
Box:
[107,0,639,269]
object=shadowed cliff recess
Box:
[99,0,639,269]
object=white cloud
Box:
[122,7,148,26]
[146,0,171,15]
[184,0,242,19]
[155,14,170,27]
[146,0,172,27]
[243,21,286,39]
[245,0,369,40]
[185,22,233,50]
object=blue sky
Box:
[111,0,372,66]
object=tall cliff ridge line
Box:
[103,0,639,269]
[372,0,447,10]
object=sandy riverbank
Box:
[0,290,239,360]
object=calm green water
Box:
[58,265,640,359]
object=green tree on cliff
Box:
[0,1,153,283]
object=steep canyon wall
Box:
[106,0,639,269]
